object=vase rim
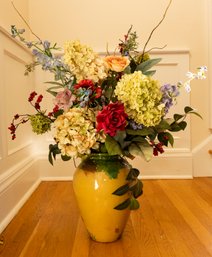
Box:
[85,153,123,160]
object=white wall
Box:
[0,26,40,232]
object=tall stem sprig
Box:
[141,0,173,61]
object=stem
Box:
[141,0,172,61]
[11,1,42,42]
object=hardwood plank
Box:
[0,179,212,257]
[158,180,212,257]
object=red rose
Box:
[96,102,128,136]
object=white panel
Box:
[4,50,33,155]
[151,51,190,150]
[208,0,212,129]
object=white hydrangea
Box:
[64,40,107,82]
[54,108,105,158]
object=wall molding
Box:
[0,156,35,193]
[0,179,40,233]
[208,0,212,128]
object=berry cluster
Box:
[151,141,164,156]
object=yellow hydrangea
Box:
[53,108,105,157]
[64,40,107,82]
[114,71,164,127]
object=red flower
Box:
[96,102,128,137]
[74,79,94,90]
[28,91,37,102]
[74,79,102,99]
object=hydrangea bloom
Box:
[29,113,52,134]
[53,108,105,157]
[64,40,107,83]
[115,71,164,127]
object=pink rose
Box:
[54,88,76,111]
[96,102,128,137]
[104,56,130,72]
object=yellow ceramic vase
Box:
[73,154,131,243]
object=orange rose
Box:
[104,56,130,72]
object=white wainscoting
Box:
[0,27,40,233]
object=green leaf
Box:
[169,122,187,132]
[130,198,140,210]
[129,142,153,162]
[143,70,156,76]
[130,180,143,198]
[184,106,203,119]
[126,168,140,181]
[158,132,174,147]
[184,106,193,113]
[123,65,131,74]
[155,119,171,132]
[46,85,63,96]
[61,155,71,161]
[137,142,153,162]
[126,127,155,136]
[105,135,123,155]
[174,114,184,122]
[114,198,131,210]
[190,111,203,119]
[135,58,162,73]
[112,184,129,196]
[48,144,61,165]
[178,121,187,130]
[132,136,148,144]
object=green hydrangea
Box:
[29,113,52,134]
[114,71,164,127]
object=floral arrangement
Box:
[8,2,207,209]
[8,25,206,160]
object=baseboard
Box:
[0,158,40,233]
[0,179,40,233]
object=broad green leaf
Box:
[130,180,143,198]
[174,114,184,122]
[132,136,148,144]
[135,58,162,73]
[114,198,131,210]
[143,70,156,76]
[105,135,123,155]
[112,184,129,196]
[137,142,153,162]
[130,198,140,210]
[155,119,171,131]
[184,106,193,113]
[129,142,153,162]
[48,144,61,165]
[178,121,187,130]
[61,155,71,161]
[158,132,174,147]
[126,168,140,181]
[129,143,143,158]
[123,65,131,74]
[126,127,155,136]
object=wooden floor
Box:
[0,178,212,257]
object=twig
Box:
[141,0,172,60]
[11,1,42,42]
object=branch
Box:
[11,1,42,42]
[141,0,172,60]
